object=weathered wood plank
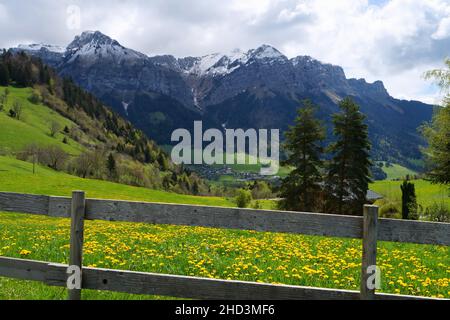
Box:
[44,264,438,300]
[1,192,449,246]
[46,264,361,300]
[360,205,378,300]
[0,256,50,282]
[85,199,364,239]
[0,257,439,300]
[0,192,49,215]
[48,196,71,218]
[375,292,442,300]
[378,219,450,246]
[68,191,86,300]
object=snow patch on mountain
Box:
[18,43,66,53]
[180,45,287,77]
[122,101,130,116]
[248,44,286,61]
[65,31,146,64]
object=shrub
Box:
[250,181,273,200]
[424,203,450,223]
[49,121,61,137]
[28,91,41,104]
[235,189,252,208]
[252,200,263,210]
[379,202,401,219]
[12,100,23,120]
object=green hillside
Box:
[0,86,82,155]
[0,52,213,196]
[371,179,450,208]
[0,156,234,207]
[378,162,418,180]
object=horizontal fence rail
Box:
[0,192,449,246]
[0,191,449,301]
[0,257,436,301]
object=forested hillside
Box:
[0,51,211,195]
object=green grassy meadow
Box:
[371,179,450,208]
[378,162,418,180]
[0,86,82,155]
[0,156,234,207]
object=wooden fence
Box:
[0,191,449,300]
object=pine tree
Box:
[192,181,200,195]
[401,180,418,220]
[158,152,169,171]
[107,153,116,178]
[0,63,9,86]
[279,100,325,212]
[325,97,372,215]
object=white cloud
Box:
[433,17,450,40]
[0,0,448,102]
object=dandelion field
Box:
[0,156,448,300]
[0,212,448,300]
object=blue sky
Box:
[0,0,448,103]
[369,0,389,6]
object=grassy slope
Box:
[0,156,234,207]
[0,86,83,155]
[379,162,418,180]
[371,179,450,208]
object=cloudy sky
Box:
[0,0,449,103]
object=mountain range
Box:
[12,31,434,169]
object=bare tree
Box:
[4,88,9,105]
[12,100,23,120]
[42,145,68,171]
[69,125,82,142]
[17,143,42,174]
[0,92,5,111]
[72,151,97,178]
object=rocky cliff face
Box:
[14,31,433,168]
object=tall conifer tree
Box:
[0,63,9,86]
[325,97,372,215]
[279,100,325,212]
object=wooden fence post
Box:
[68,191,86,300]
[360,205,378,300]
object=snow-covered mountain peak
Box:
[65,31,146,64]
[248,44,286,61]
[17,43,66,54]
[67,31,120,51]
[179,45,288,77]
